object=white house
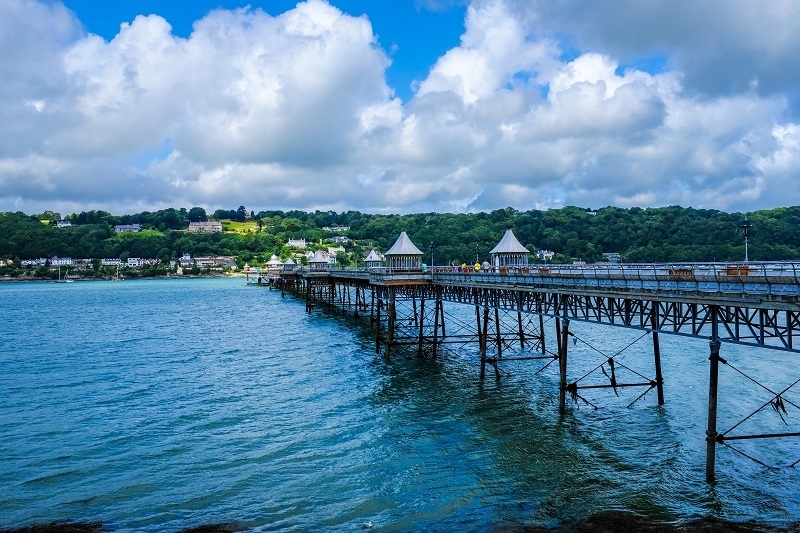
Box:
[115,224,141,232]
[187,221,222,233]
[50,256,74,267]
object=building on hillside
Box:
[322,226,350,232]
[115,224,141,232]
[101,258,121,266]
[21,258,47,266]
[536,249,555,261]
[327,246,345,259]
[50,256,74,267]
[384,232,424,271]
[287,238,306,248]
[126,257,144,267]
[188,221,222,233]
[56,220,72,228]
[489,229,530,270]
[602,252,621,264]
[179,253,194,266]
[331,236,350,243]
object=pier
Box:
[248,235,800,482]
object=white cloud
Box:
[0,0,799,217]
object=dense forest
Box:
[2,205,799,270]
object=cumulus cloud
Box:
[0,0,798,216]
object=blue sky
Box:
[2,0,800,216]
[61,1,468,103]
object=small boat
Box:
[111,264,124,281]
[54,266,74,283]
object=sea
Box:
[1,277,798,532]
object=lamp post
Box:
[429,242,435,279]
[739,218,752,262]
[475,244,479,264]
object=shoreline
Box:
[0,273,246,283]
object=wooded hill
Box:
[1,205,799,267]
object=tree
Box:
[188,207,207,222]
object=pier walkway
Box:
[250,260,800,482]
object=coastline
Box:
[0,272,246,283]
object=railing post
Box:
[706,307,721,482]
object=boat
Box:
[54,266,74,283]
[111,263,124,281]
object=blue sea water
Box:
[1,277,799,532]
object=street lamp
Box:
[429,242,435,278]
[739,218,752,262]
[475,244,479,264]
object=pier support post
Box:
[558,298,570,414]
[386,299,395,361]
[370,291,376,327]
[375,299,382,354]
[539,314,546,354]
[417,297,425,357]
[706,308,721,483]
[479,307,490,380]
[432,297,442,359]
[651,305,665,405]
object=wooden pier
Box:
[255,261,800,482]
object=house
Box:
[50,256,74,267]
[179,253,194,265]
[56,220,72,228]
[126,257,144,268]
[536,249,555,261]
[327,246,345,256]
[288,238,307,248]
[322,226,350,232]
[187,221,222,233]
[115,224,141,232]
[101,258,121,266]
[331,236,351,243]
[194,257,217,267]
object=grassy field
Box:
[221,220,259,234]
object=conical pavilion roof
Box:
[364,249,382,262]
[266,254,283,266]
[489,229,529,254]
[284,258,296,265]
[384,232,424,256]
[309,250,328,263]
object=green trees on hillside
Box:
[1,205,799,266]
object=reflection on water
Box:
[0,278,798,532]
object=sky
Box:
[2,0,800,217]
